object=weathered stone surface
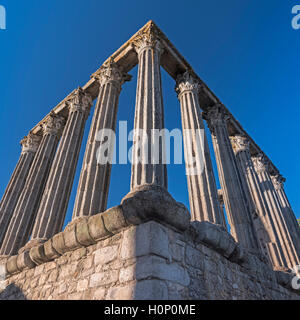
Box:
[43,239,60,261]
[1,221,299,300]
[136,255,190,286]
[101,206,128,234]
[63,222,81,252]
[16,251,36,272]
[190,221,241,261]
[89,270,118,287]
[29,244,48,265]
[134,280,168,300]
[52,232,68,255]
[94,245,118,266]
[175,71,225,226]
[120,221,170,260]
[75,217,96,247]
[87,214,110,241]
[6,255,19,275]
[121,184,190,232]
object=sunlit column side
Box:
[175,71,225,225]
[252,154,300,269]
[130,27,167,190]
[231,135,289,268]
[203,104,260,253]
[0,133,40,246]
[72,60,131,219]
[0,113,64,255]
[30,88,93,243]
[271,174,300,252]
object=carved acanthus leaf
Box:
[252,153,269,174]
[92,58,132,88]
[230,135,250,153]
[271,174,285,190]
[42,112,66,137]
[67,87,93,114]
[131,21,163,55]
[20,132,41,153]
[202,104,230,133]
[175,71,202,96]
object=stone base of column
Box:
[0,255,8,263]
[18,238,47,254]
[1,212,299,300]
[121,184,190,232]
[273,266,291,273]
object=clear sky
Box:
[0,0,299,230]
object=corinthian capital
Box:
[42,112,66,137]
[67,87,93,114]
[271,174,285,190]
[175,71,202,97]
[230,135,250,153]
[203,104,230,133]
[131,21,163,55]
[92,58,132,88]
[252,153,269,174]
[20,132,41,154]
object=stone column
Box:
[130,27,167,190]
[30,88,93,243]
[217,190,227,227]
[0,113,65,255]
[203,104,260,253]
[271,174,300,242]
[72,60,131,219]
[0,133,40,246]
[175,71,225,225]
[252,154,300,268]
[230,135,288,268]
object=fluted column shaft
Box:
[130,31,167,190]
[252,154,300,268]
[0,114,65,255]
[204,104,260,252]
[72,61,130,219]
[175,72,225,225]
[231,136,288,268]
[0,133,40,246]
[30,89,92,241]
[271,175,300,244]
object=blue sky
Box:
[0,0,299,230]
